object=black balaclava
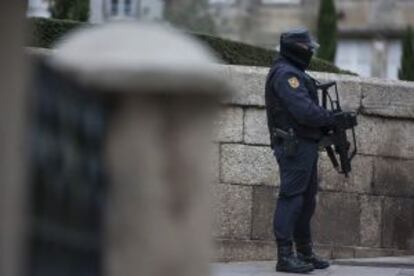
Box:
[280,41,314,71]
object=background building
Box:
[26,0,414,79]
[209,0,414,79]
[334,0,414,79]
[89,0,164,23]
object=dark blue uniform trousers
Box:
[273,139,319,247]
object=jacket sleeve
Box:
[274,71,335,128]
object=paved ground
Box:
[334,256,414,269]
[212,261,414,276]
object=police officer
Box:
[265,28,333,273]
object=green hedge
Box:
[29,17,85,48]
[27,17,354,75]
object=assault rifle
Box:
[317,81,358,177]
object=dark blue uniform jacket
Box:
[265,57,334,147]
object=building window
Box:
[111,0,119,16]
[261,0,301,4]
[387,40,402,80]
[335,39,402,79]
[209,0,236,5]
[143,6,150,15]
[124,0,131,15]
[335,40,372,78]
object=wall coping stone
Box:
[27,48,414,119]
[216,64,414,119]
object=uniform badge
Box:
[288,77,300,89]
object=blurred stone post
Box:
[0,2,27,276]
[50,22,230,276]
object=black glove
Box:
[334,112,357,129]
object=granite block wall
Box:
[212,65,414,261]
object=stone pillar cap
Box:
[50,21,231,95]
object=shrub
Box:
[398,26,414,81]
[27,17,354,75]
[316,0,337,63]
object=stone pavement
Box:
[334,256,414,269]
[212,261,414,276]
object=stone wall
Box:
[212,65,414,262]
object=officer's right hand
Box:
[333,112,357,129]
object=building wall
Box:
[211,0,414,45]
[336,0,414,31]
[248,4,304,47]
[209,0,307,49]
[212,64,414,261]
[334,0,414,79]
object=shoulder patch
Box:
[288,77,300,89]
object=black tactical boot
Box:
[296,243,330,269]
[276,245,314,273]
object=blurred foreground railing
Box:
[29,58,108,276]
